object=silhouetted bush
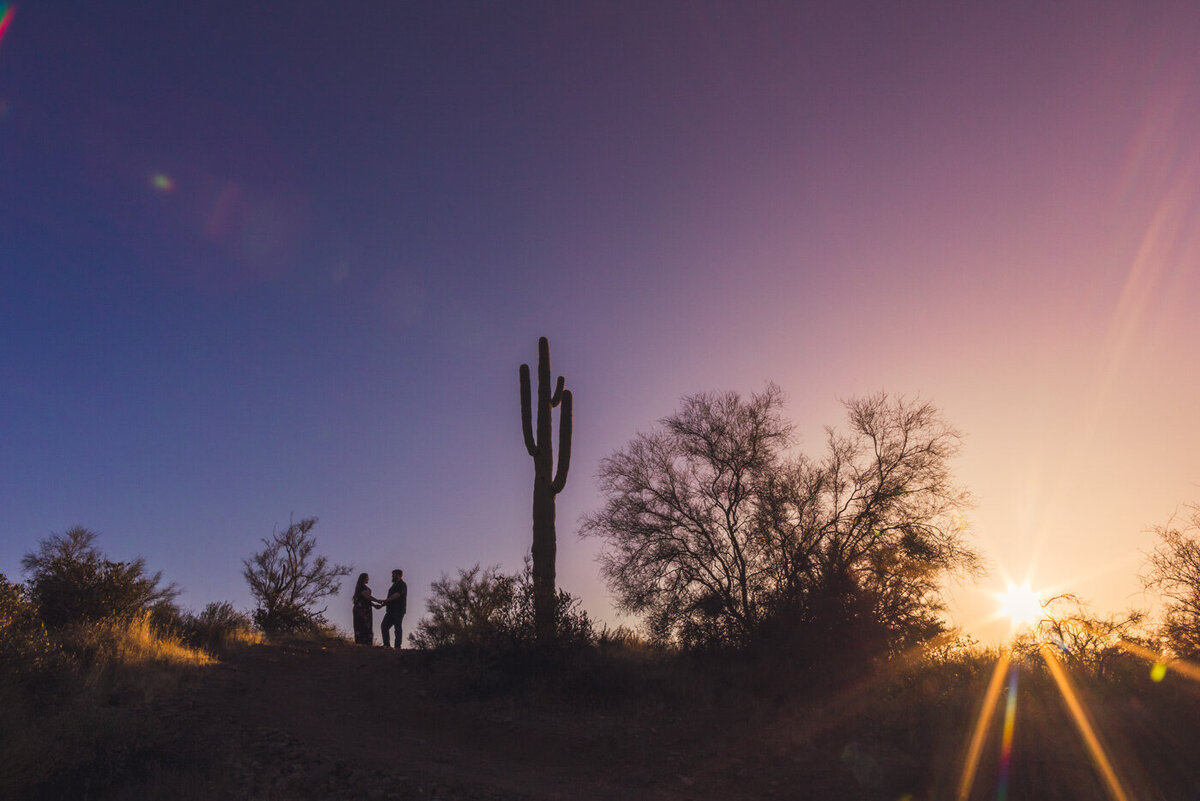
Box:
[185,602,262,652]
[0,573,74,706]
[411,559,593,650]
[242,517,350,634]
[148,601,263,654]
[20,527,180,629]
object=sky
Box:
[2,1,1200,644]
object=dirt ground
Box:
[142,638,841,801]
[64,637,1200,800]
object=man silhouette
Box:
[381,568,407,649]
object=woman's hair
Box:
[355,572,369,592]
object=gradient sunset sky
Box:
[3,1,1199,643]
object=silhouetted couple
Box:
[352,569,407,648]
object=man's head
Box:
[392,569,403,581]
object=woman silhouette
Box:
[351,573,383,645]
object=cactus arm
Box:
[536,337,553,465]
[550,376,565,407]
[551,390,572,493]
[520,363,538,457]
[537,337,551,401]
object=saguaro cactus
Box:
[520,336,573,646]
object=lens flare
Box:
[1039,644,1131,801]
[151,173,175,192]
[0,5,16,48]
[996,665,1019,800]
[956,649,1011,801]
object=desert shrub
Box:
[1013,594,1150,682]
[0,574,75,705]
[0,588,206,798]
[411,565,517,649]
[506,559,595,649]
[252,604,325,635]
[412,559,593,650]
[21,527,179,629]
[242,517,350,634]
[179,602,263,652]
[596,623,652,652]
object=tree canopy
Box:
[581,387,982,652]
[1144,504,1200,658]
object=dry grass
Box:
[65,612,215,668]
[0,612,218,799]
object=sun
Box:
[996,582,1044,630]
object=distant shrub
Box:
[412,559,593,650]
[180,602,262,652]
[1012,594,1149,682]
[596,624,652,652]
[21,527,179,629]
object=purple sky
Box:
[3,2,1199,642]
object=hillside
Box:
[87,638,834,800]
[18,636,1200,800]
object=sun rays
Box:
[1037,643,1131,801]
[955,609,1200,801]
[956,649,1012,801]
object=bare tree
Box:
[242,517,350,634]
[581,388,981,649]
[1144,504,1200,657]
[1025,594,1148,680]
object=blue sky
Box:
[4,1,1200,641]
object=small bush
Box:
[410,565,517,649]
[183,602,262,652]
[411,559,593,651]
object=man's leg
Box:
[381,612,394,648]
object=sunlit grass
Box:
[64,612,214,668]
